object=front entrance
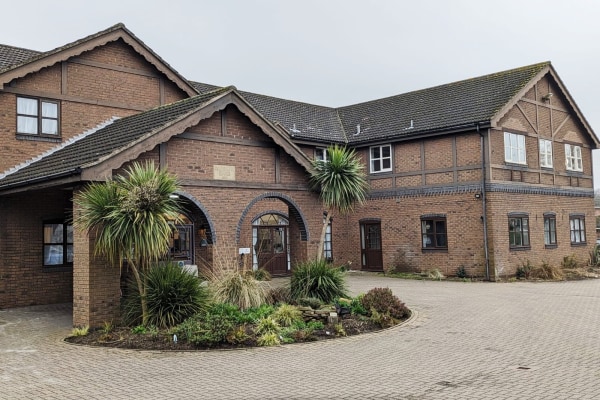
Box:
[360,221,383,271]
[253,214,290,275]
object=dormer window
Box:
[17,96,59,136]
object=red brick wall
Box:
[0,39,188,173]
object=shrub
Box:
[561,254,579,269]
[289,260,348,304]
[426,268,445,280]
[247,268,272,281]
[297,297,322,309]
[271,304,303,327]
[361,287,409,319]
[530,262,564,281]
[516,260,533,279]
[123,262,211,328]
[209,269,268,311]
[257,332,280,346]
[266,286,292,305]
[70,326,89,337]
[456,266,468,279]
[254,316,280,335]
[172,303,239,346]
[369,309,395,328]
[350,295,368,316]
[237,304,274,324]
[589,245,600,267]
[131,325,147,334]
[226,325,250,344]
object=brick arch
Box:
[175,190,218,244]
[236,192,309,243]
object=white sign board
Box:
[238,247,251,254]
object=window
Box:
[17,96,59,136]
[508,215,530,249]
[421,216,447,249]
[544,214,557,246]
[315,148,329,162]
[504,132,526,164]
[323,220,333,261]
[43,221,73,266]
[370,144,392,173]
[539,139,553,168]
[570,215,586,245]
[565,144,583,172]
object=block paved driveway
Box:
[1,273,600,400]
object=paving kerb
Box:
[1,274,599,399]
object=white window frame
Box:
[569,216,586,244]
[504,132,526,164]
[539,139,553,168]
[370,144,392,173]
[565,144,583,172]
[315,147,329,162]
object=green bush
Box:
[172,303,239,346]
[456,266,468,279]
[297,297,322,309]
[254,316,280,335]
[361,287,409,320]
[210,269,268,310]
[289,260,348,304]
[350,295,368,316]
[123,262,211,328]
[237,304,275,324]
[271,304,303,327]
[257,332,280,346]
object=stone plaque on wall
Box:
[214,165,236,181]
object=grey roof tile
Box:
[0,44,40,70]
[340,62,549,144]
[0,87,232,189]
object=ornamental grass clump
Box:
[271,304,303,327]
[289,260,348,304]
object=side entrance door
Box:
[360,221,383,271]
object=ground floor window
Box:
[421,216,447,250]
[544,214,557,247]
[43,221,73,266]
[509,214,530,249]
[570,215,586,245]
[323,220,333,261]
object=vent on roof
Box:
[355,124,361,135]
[404,119,414,130]
[290,124,301,134]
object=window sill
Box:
[504,161,528,168]
[43,265,73,272]
[421,248,448,253]
[570,242,587,247]
[509,246,531,251]
[17,134,61,143]
[544,244,558,249]
[369,170,393,175]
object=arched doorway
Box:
[252,213,290,275]
[169,213,194,265]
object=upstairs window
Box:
[370,144,392,173]
[421,216,447,250]
[539,139,553,168]
[504,132,526,164]
[43,221,73,266]
[315,148,329,162]
[508,214,530,249]
[17,96,59,136]
[565,144,583,172]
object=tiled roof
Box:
[339,62,550,144]
[0,44,40,70]
[192,62,550,146]
[0,87,232,189]
[191,81,346,144]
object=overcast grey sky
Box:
[3,0,600,186]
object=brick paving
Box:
[1,273,600,399]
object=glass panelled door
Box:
[360,222,383,271]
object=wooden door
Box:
[256,226,288,275]
[361,222,383,271]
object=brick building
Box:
[0,24,597,327]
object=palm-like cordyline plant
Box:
[74,161,182,324]
[309,145,369,261]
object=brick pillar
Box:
[72,190,121,328]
